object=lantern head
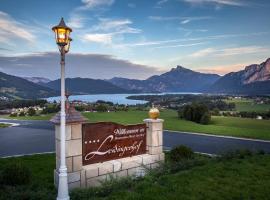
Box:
[52,17,72,47]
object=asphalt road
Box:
[1,119,270,157]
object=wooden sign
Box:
[82,122,147,165]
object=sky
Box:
[0,0,270,80]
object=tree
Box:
[178,103,211,125]
[200,112,211,125]
[183,105,193,121]
[96,104,108,112]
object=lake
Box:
[47,92,201,105]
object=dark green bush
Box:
[178,103,211,124]
[219,149,253,160]
[1,163,32,186]
[27,107,36,116]
[212,108,220,116]
[169,145,194,162]
[41,104,60,114]
[257,149,265,155]
[9,113,17,117]
[200,112,211,125]
[96,104,108,112]
[19,111,25,116]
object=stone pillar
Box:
[51,101,87,190]
[54,122,84,189]
[143,119,165,163]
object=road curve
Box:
[1,119,270,157]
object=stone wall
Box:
[54,118,164,189]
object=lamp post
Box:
[52,18,72,200]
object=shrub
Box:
[257,149,265,155]
[169,145,194,162]
[1,163,31,186]
[200,112,211,125]
[19,111,25,116]
[9,112,17,117]
[41,104,60,114]
[219,149,253,160]
[27,107,36,116]
[75,105,85,112]
[96,104,108,112]
[212,108,220,116]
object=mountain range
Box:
[0,72,57,99]
[45,78,136,95]
[1,58,270,99]
[109,66,220,93]
[208,58,270,94]
[23,77,51,85]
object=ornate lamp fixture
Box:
[52,17,72,200]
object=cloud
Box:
[68,0,113,29]
[189,48,216,57]
[157,0,169,5]
[0,52,161,80]
[68,13,89,29]
[82,33,112,44]
[149,16,179,21]
[149,15,212,24]
[155,0,169,8]
[0,11,36,45]
[81,18,141,44]
[197,63,254,75]
[128,3,136,8]
[182,0,248,7]
[120,31,270,48]
[92,18,140,33]
[181,16,212,24]
[178,27,208,36]
[189,46,269,58]
[0,47,12,51]
[153,42,206,49]
[78,0,114,10]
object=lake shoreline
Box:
[47,92,201,105]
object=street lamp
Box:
[52,17,72,200]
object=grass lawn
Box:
[226,99,270,112]
[0,154,56,200]
[83,110,270,140]
[1,153,270,200]
[3,113,55,121]
[0,123,10,128]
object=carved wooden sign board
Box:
[82,122,147,165]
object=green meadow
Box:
[4,113,55,121]
[226,99,270,112]
[83,110,270,140]
[1,153,270,200]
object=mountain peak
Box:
[241,58,270,84]
[176,65,185,69]
[264,58,270,70]
[170,65,190,72]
